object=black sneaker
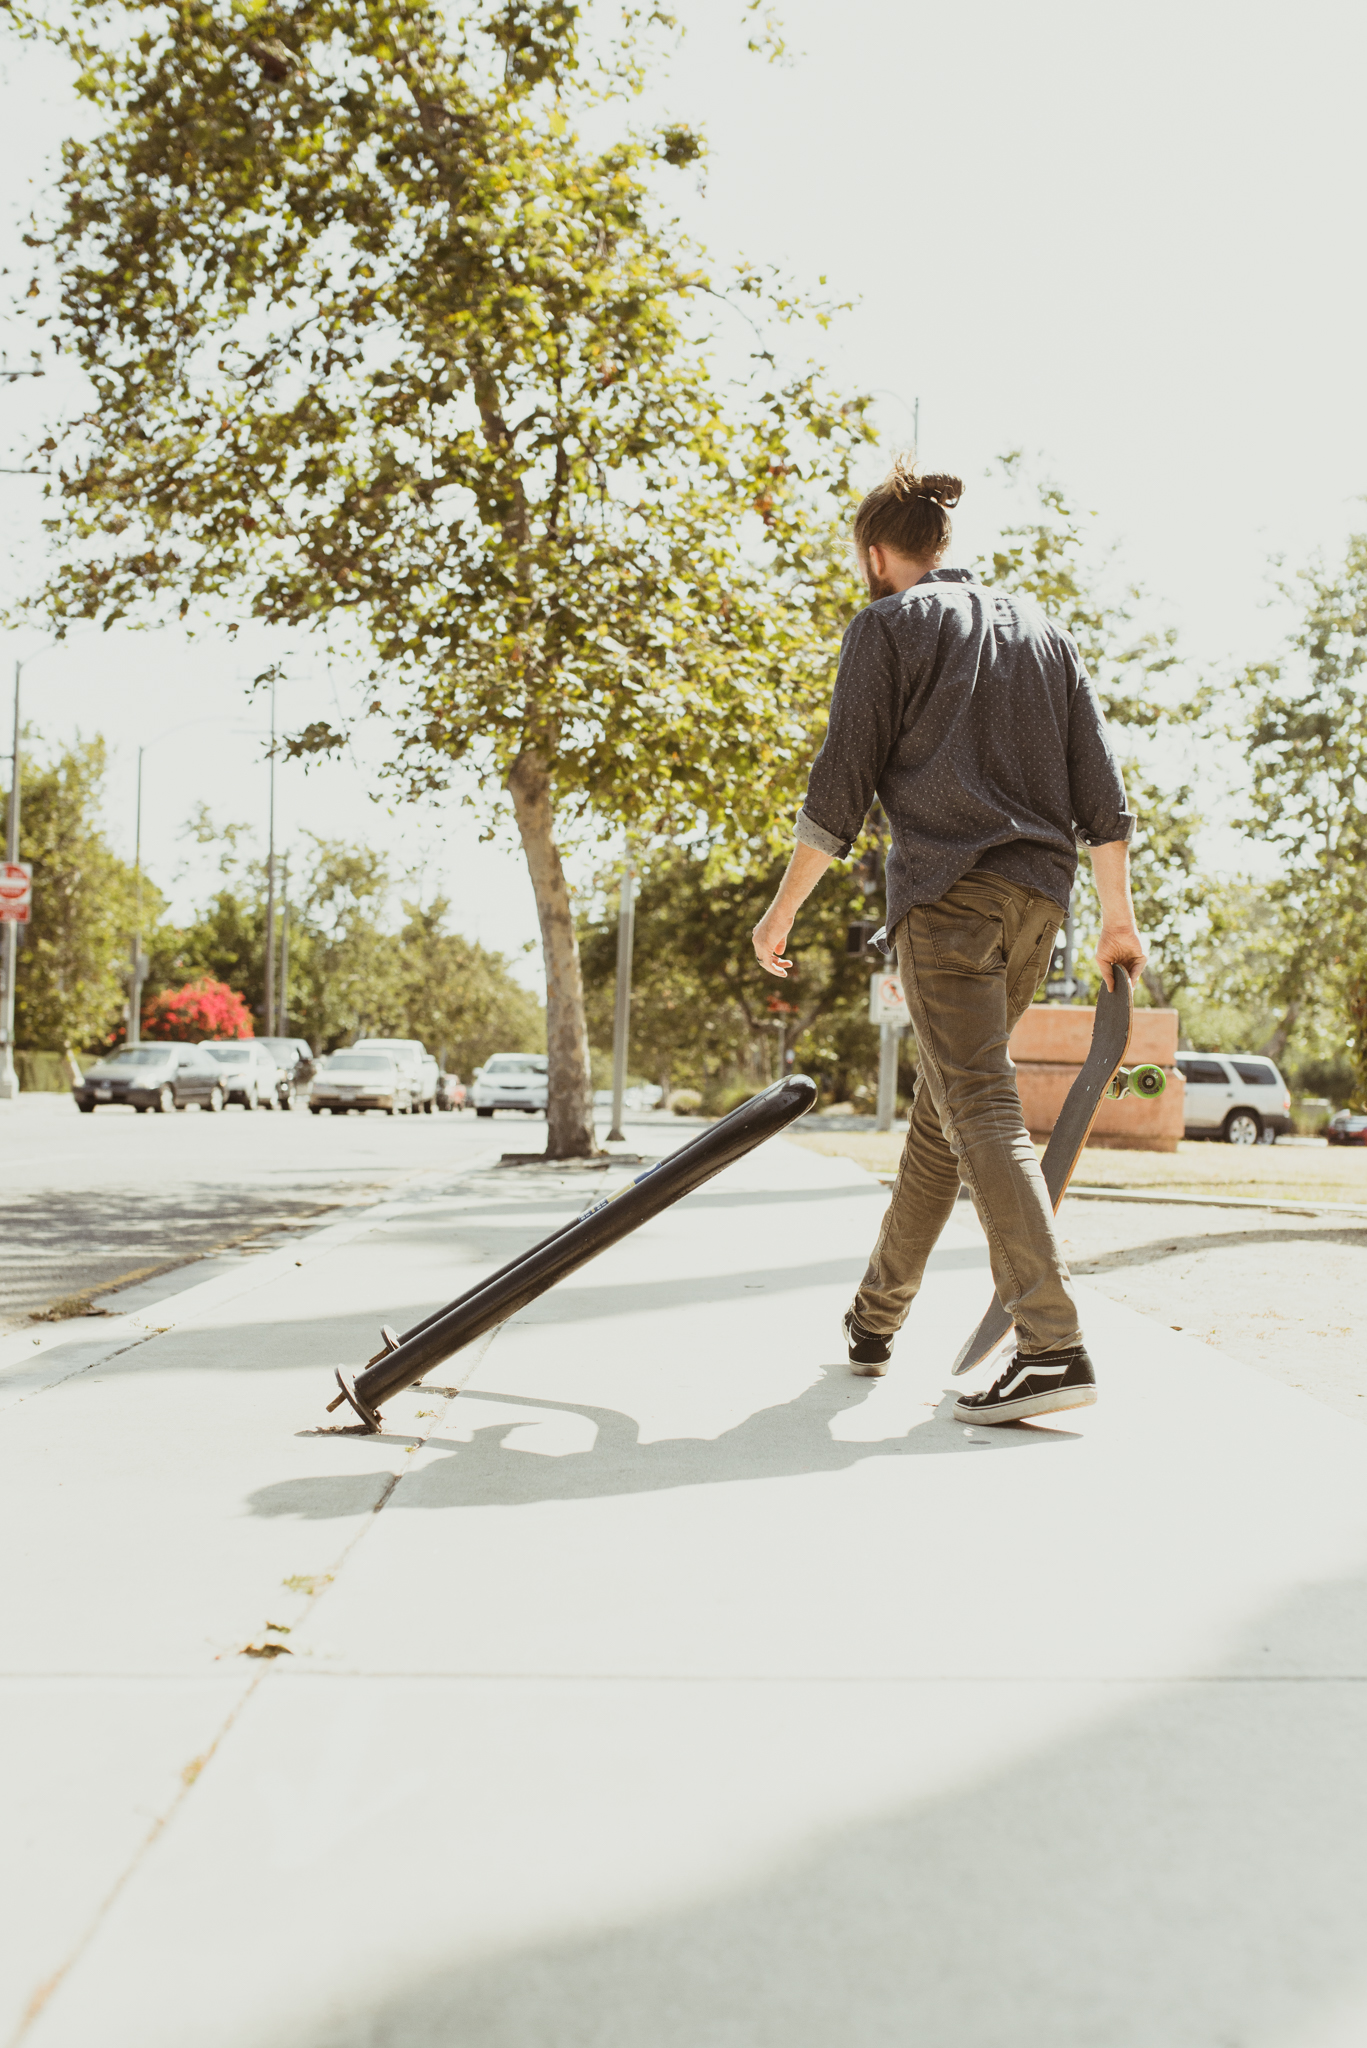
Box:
[843,1309,893,1376]
[952,1343,1096,1425]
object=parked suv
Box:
[1175,1053,1292,1145]
[198,1040,288,1110]
[74,1042,226,1113]
[471,1053,549,1117]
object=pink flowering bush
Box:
[143,977,253,1042]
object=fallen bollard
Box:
[323,1073,817,1432]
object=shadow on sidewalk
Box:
[249,1370,1075,1521]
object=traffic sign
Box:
[0,863,31,924]
[868,969,908,1025]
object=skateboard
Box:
[950,974,1166,1377]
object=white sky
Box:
[3,0,1365,979]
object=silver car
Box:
[309,1051,415,1115]
[1174,1052,1292,1145]
[198,1040,288,1111]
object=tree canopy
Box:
[19,0,871,1152]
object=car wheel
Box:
[78,1100,95,1113]
[135,1104,149,1114]
[476,1107,493,1118]
[309,1105,322,1115]
[1224,1109,1261,1146]
[205,1084,225,1114]
[156,1085,174,1114]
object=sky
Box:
[2,0,1365,982]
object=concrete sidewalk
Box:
[5,1130,1367,2046]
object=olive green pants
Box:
[852,870,1081,1357]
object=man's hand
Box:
[1095,924,1147,992]
[752,904,794,979]
[749,842,834,980]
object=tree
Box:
[974,455,1211,1008]
[21,0,870,1155]
[1235,531,1367,1069]
[579,843,879,1102]
[3,732,155,1051]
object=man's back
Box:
[796,566,1133,929]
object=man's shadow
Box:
[253,1368,1077,1522]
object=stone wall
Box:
[1008,1004,1185,1153]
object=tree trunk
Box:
[1259,1003,1300,1063]
[1141,964,1171,1009]
[507,749,598,1158]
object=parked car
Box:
[437,1071,466,1112]
[74,1042,227,1114]
[198,1039,289,1110]
[1326,1110,1367,1147]
[352,1038,434,1112]
[471,1053,549,1117]
[1174,1052,1292,1145]
[308,1051,415,1115]
[255,1035,316,1106]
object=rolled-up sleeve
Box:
[795,611,901,860]
[1066,652,1136,847]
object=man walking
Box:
[750,459,1145,1425]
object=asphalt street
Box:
[0,1095,547,1330]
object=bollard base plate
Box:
[331,1368,383,1434]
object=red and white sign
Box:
[0,862,31,924]
[869,970,908,1025]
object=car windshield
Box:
[326,1055,391,1073]
[103,1048,174,1068]
[257,1039,300,1059]
[485,1057,546,1074]
[203,1045,251,1063]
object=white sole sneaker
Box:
[952,1382,1097,1426]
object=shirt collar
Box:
[915,567,980,587]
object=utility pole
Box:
[875,1021,904,1133]
[912,395,920,459]
[126,746,150,1045]
[0,661,20,1099]
[263,675,276,1033]
[606,863,636,1143]
[277,856,289,1035]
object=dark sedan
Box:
[1326,1110,1367,1147]
[74,1043,226,1113]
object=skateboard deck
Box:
[950,975,1162,1377]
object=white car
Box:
[353,1038,434,1112]
[197,1040,288,1110]
[308,1052,415,1115]
[472,1054,549,1117]
[1174,1052,1292,1145]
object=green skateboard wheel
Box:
[1127,1063,1166,1099]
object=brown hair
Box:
[852,455,963,564]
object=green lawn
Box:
[788,1130,1367,1207]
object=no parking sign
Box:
[0,863,31,924]
[868,970,908,1025]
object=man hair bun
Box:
[853,455,964,565]
[887,455,963,509]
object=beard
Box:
[865,565,897,601]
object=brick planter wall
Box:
[1008,1005,1185,1153]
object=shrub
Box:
[667,1088,702,1116]
[144,977,253,1042]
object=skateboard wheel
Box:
[1128,1064,1166,1099]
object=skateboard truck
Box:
[1106,1063,1167,1101]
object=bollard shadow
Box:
[247,1371,1074,1522]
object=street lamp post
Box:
[276,855,289,1035]
[264,676,276,1033]
[606,864,636,1143]
[0,661,21,1099]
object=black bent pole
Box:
[325,1074,818,1432]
